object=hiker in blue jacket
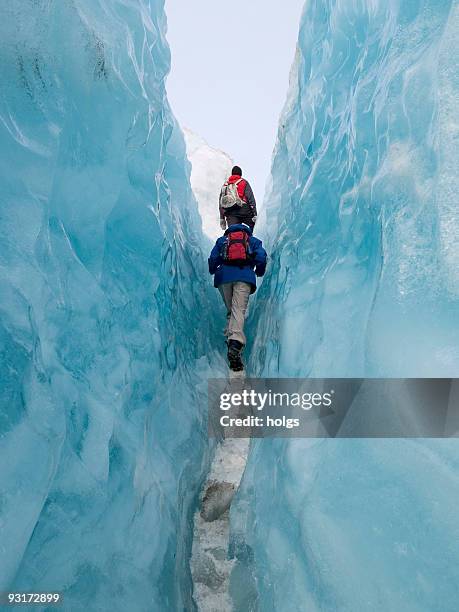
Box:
[208,223,267,371]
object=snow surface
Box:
[184,128,233,240]
[191,437,249,612]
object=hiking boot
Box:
[227,340,244,371]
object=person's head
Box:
[232,165,242,177]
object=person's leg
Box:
[218,283,233,339]
[226,282,251,345]
[224,214,254,229]
[225,214,241,227]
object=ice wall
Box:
[231,1,459,610]
[0,1,223,610]
[253,0,459,378]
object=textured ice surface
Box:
[253,0,459,378]
[0,1,224,610]
[231,438,459,612]
[231,1,459,611]
[192,438,249,612]
[184,129,233,240]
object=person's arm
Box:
[219,187,226,229]
[244,181,257,217]
[208,238,224,274]
[250,237,267,276]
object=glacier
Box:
[253,0,459,379]
[0,1,225,610]
[230,1,459,611]
[2,0,459,610]
[184,129,233,241]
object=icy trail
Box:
[191,437,249,612]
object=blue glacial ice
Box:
[0,1,224,610]
[231,1,459,610]
[253,0,459,379]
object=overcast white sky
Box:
[165,0,304,202]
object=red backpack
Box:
[222,230,251,265]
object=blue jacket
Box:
[208,224,267,293]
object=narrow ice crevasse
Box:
[183,131,251,612]
[2,0,458,610]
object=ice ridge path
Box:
[191,436,249,612]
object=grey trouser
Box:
[218,282,252,345]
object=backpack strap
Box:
[234,178,244,199]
